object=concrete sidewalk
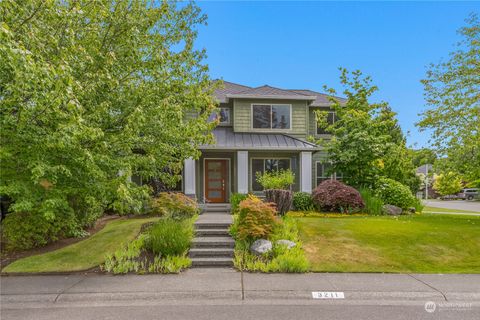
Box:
[2,269,479,308]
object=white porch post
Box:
[300,151,312,192]
[237,151,249,194]
[184,157,196,198]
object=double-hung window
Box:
[316,111,335,134]
[251,158,291,191]
[252,104,291,130]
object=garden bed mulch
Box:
[0,215,121,270]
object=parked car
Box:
[457,188,479,200]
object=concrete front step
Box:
[195,228,230,237]
[189,248,234,258]
[195,223,231,230]
[192,237,235,248]
[191,257,234,267]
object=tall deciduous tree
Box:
[418,13,480,185]
[0,1,216,232]
[317,69,418,191]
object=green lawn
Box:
[423,206,479,214]
[296,214,480,273]
[2,217,159,273]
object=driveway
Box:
[424,200,480,212]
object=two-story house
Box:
[183,81,345,203]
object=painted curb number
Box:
[312,291,345,299]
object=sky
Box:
[194,1,478,148]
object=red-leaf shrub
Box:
[312,180,365,213]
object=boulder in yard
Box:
[275,239,296,249]
[383,204,403,216]
[250,239,272,255]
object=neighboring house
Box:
[183,81,346,203]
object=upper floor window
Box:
[252,104,291,130]
[316,111,335,134]
[209,107,231,125]
[218,107,231,125]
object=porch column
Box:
[237,150,249,194]
[300,151,312,192]
[184,157,196,198]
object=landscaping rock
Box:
[250,239,272,255]
[383,204,403,216]
[276,239,296,249]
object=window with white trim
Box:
[252,104,291,129]
[316,111,335,134]
[251,158,291,191]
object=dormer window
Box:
[252,104,291,130]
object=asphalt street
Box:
[424,200,480,212]
[1,269,479,319]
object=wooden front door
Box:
[205,159,228,203]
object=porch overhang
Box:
[199,127,319,152]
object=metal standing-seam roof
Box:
[200,127,318,151]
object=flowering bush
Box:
[312,180,365,213]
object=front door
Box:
[205,159,228,203]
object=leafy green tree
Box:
[0,0,216,240]
[433,172,463,196]
[317,69,418,190]
[410,148,437,168]
[417,13,480,185]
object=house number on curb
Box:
[312,292,345,299]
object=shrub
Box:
[359,189,384,215]
[292,192,315,211]
[264,189,293,216]
[236,195,278,241]
[149,192,199,220]
[312,180,365,213]
[375,178,416,210]
[2,211,77,251]
[433,172,463,196]
[230,193,248,213]
[256,169,295,190]
[145,219,194,256]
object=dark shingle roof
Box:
[212,80,346,106]
[213,80,252,103]
[200,127,318,151]
[226,85,316,101]
[289,89,347,107]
